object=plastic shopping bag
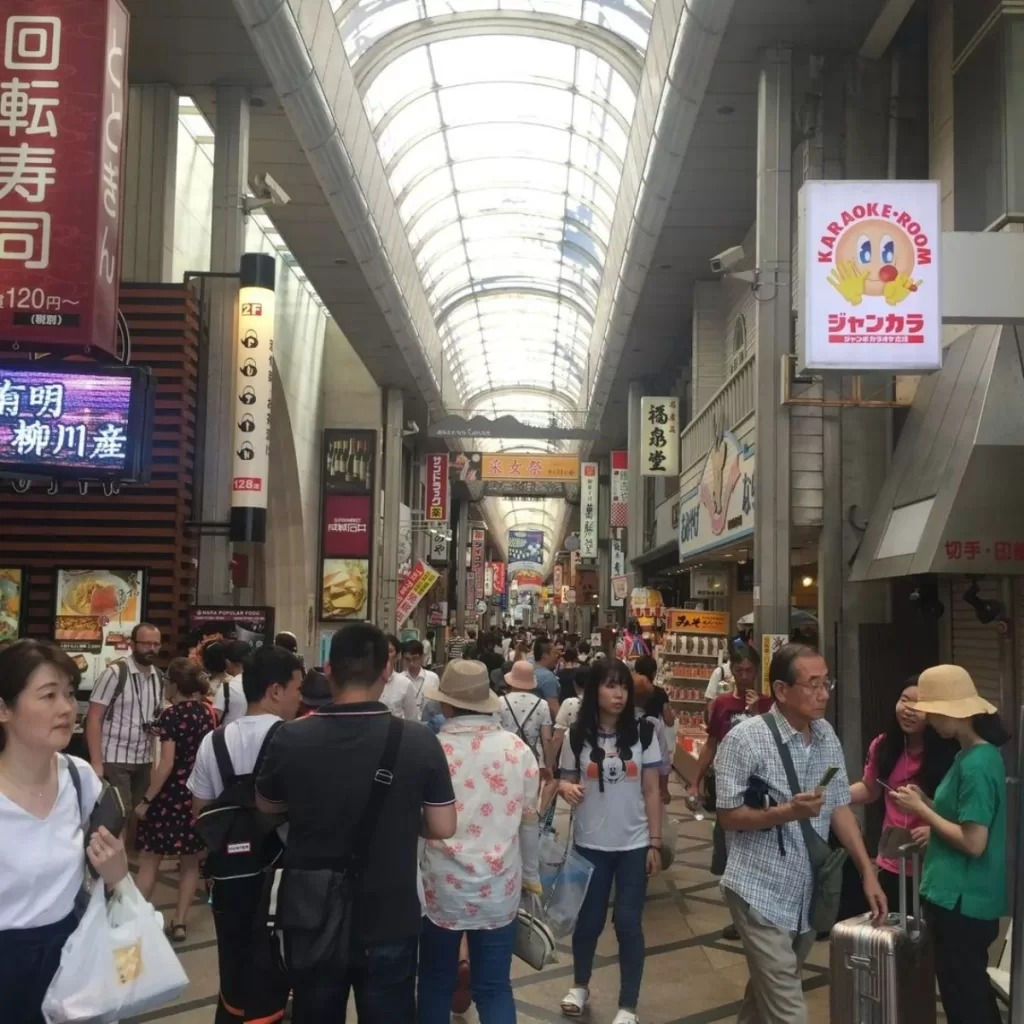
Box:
[43,878,188,1023]
[538,827,594,939]
[660,811,678,871]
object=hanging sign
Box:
[610,534,626,607]
[798,180,941,371]
[471,528,485,602]
[610,451,629,527]
[429,529,449,564]
[396,560,440,625]
[570,549,580,586]
[0,0,130,358]
[640,397,679,476]
[425,453,449,522]
[231,253,276,543]
[580,461,599,558]
[480,454,579,481]
[484,563,494,598]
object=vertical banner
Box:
[465,571,476,617]
[580,461,599,558]
[231,252,276,543]
[610,451,629,527]
[507,530,544,593]
[491,561,506,598]
[640,397,679,476]
[397,560,440,625]
[484,564,494,598]
[425,453,449,522]
[610,536,626,607]
[319,429,377,622]
[570,550,580,587]
[471,528,485,603]
[0,0,129,358]
[553,563,563,595]
[429,530,449,564]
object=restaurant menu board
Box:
[187,606,274,653]
[53,568,144,691]
[0,568,26,643]
[320,429,378,622]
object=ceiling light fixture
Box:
[801,575,814,588]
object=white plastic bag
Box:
[42,878,188,1023]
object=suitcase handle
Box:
[897,843,921,936]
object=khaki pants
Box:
[723,887,817,1024]
[104,762,151,817]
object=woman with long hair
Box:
[849,677,958,908]
[0,640,128,1021]
[892,665,1009,1024]
[134,657,214,942]
[557,659,663,1024]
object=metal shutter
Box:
[949,576,1003,707]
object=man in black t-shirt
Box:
[257,623,456,1023]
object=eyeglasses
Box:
[133,641,161,649]
[792,678,836,695]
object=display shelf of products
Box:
[661,633,728,658]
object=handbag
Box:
[42,878,188,1022]
[538,813,595,939]
[270,716,402,973]
[515,891,556,970]
[762,713,847,933]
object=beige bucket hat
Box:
[504,660,538,691]
[425,659,501,714]
[907,664,998,719]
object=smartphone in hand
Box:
[816,765,840,790]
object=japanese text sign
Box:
[610,450,628,527]
[0,363,149,478]
[322,496,372,558]
[396,560,439,626]
[481,454,579,481]
[798,180,941,371]
[580,461,598,558]
[491,561,505,596]
[0,1,129,356]
[640,398,679,476]
[471,528,485,603]
[666,609,729,635]
[425,453,448,522]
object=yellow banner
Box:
[666,609,729,635]
[480,454,579,481]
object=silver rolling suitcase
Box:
[829,848,935,1024]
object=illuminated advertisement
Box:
[425,453,449,521]
[0,363,153,479]
[508,529,544,594]
[322,496,372,558]
[0,1,129,357]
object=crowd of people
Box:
[0,617,1011,1024]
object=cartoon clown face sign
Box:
[799,180,942,372]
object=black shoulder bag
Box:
[761,713,847,933]
[271,716,403,973]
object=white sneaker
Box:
[612,1011,640,1024]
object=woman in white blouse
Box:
[0,639,128,1022]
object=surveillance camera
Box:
[710,245,746,274]
[402,420,420,437]
[251,172,290,207]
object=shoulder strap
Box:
[762,712,818,854]
[569,724,583,768]
[349,716,403,873]
[103,660,131,722]
[63,755,86,829]
[253,719,284,775]
[211,728,237,788]
[638,717,654,751]
[223,679,231,716]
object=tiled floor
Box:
[127,784,834,1024]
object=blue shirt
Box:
[714,704,850,932]
[533,666,559,701]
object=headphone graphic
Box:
[238,414,256,433]
[239,386,257,405]
[240,358,258,377]
[237,442,255,461]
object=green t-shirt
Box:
[920,742,1006,920]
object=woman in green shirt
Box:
[893,664,1008,1024]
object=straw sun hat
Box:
[424,659,501,714]
[907,664,997,719]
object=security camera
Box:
[710,245,746,274]
[402,420,420,437]
[252,172,290,206]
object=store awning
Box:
[631,540,680,575]
[850,323,1024,580]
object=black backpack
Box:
[194,720,285,880]
[569,718,655,792]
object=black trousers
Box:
[0,912,77,1024]
[211,874,289,1024]
[923,898,1001,1024]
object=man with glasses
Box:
[86,622,165,819]
[713,644,885,1024]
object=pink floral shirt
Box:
[421,717,540,930]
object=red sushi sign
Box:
[0,0,130,357]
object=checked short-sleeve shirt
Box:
[714,704,850,933]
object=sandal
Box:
[560,987,589,1017]
[165,921,187,943]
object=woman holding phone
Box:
[892,666,1008,1024]
[0,640,128,1022]
[849,677,957,908]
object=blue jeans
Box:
[572,846,649,1010]
[290,936,418,1024]
[418,917,518,1024]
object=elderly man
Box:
[714,644,886,1024]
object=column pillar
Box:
[197,87,250,605]
[456,500,469,635]
[753,48,793,639]
[626,380,644,577]
[122,84,178,282]
[379,388,404,633]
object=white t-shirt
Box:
[381,672,418,720]
[497,691,552,766]
[213,675,247,726]
[554,696,581,732]
[560,730,662,851]
[188,714,282,800]
[705,664,735,701]
[397,669,439,720]
[0,755,102,929]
